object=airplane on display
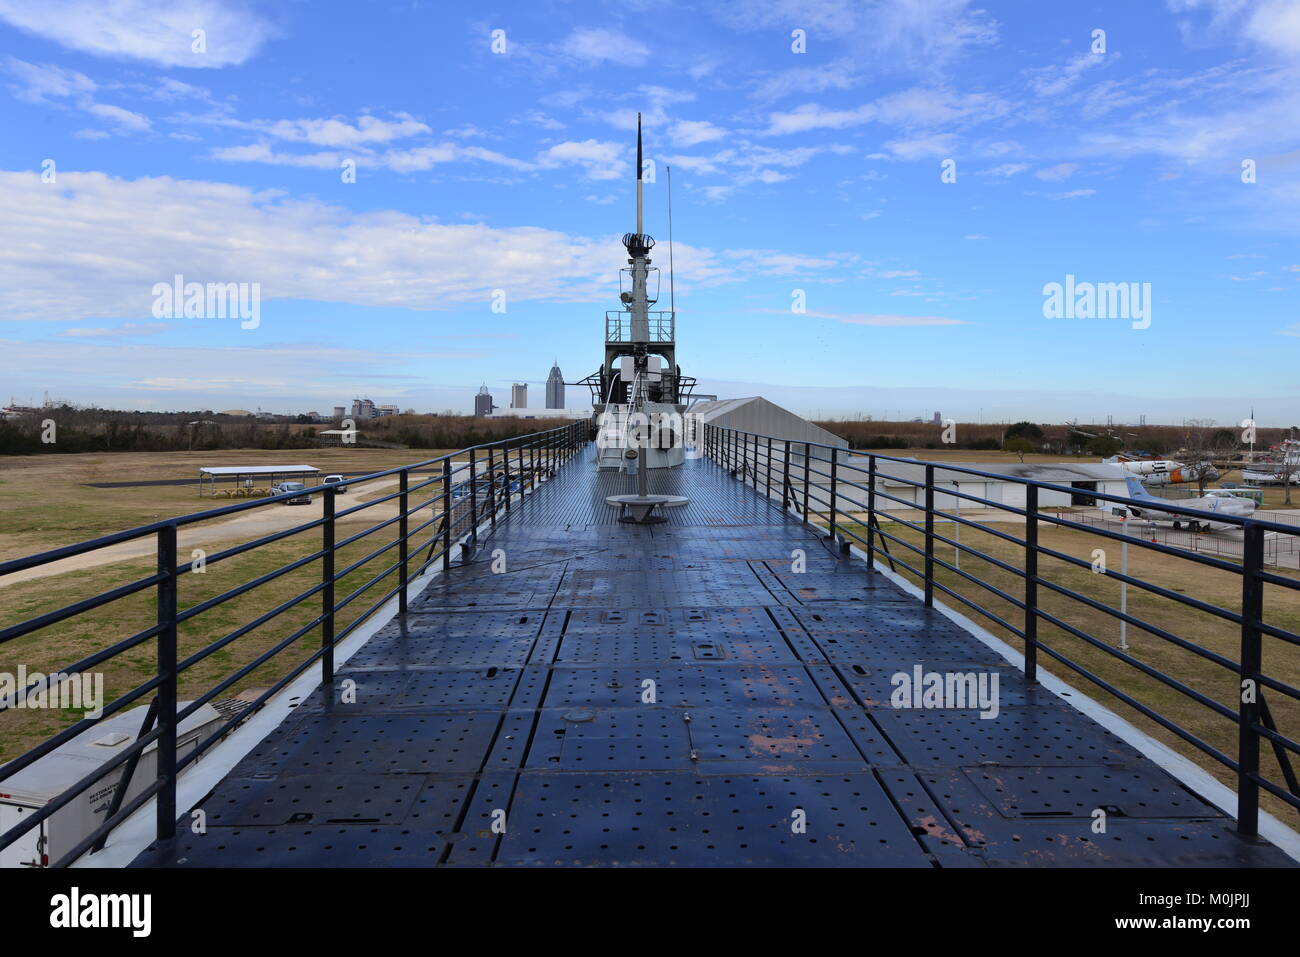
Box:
[1110,476,1255,531]
[1102,455,1218,486]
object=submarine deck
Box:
[130,452,1294,867]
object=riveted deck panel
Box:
[132,452,1295,867]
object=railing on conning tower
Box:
[702,422,1300,839]
[0,422,587,867]
[606,310,674,343]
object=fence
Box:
[0,422,586,866]
[704,423,1300,836]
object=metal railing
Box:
[0,422,587,866]
[703,423,1300,836]
[605,310,674,343]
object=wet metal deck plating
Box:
[132,453,1295,867]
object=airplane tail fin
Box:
[1124,476,1149,500]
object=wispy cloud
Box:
[0,0,275,68]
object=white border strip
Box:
[79,462,556,868]
[850,542,1300,864]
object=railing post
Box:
[829,447,839,542]
[468,447,478,549]
[867,455,877,569]
[924,463,934,607]
[1238,522,1264,837]
[766,436,773,500]
[442,459,452,573]
[398,469,409,615]
[322,485,336,682]
[155,524,178,843]
[1024,484,1038,683]
[487,446,497,529]
[783,439,792,511]
[803,442,811,522]
[503,441,512,514]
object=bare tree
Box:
[1178,419,1228,496]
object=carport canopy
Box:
[198,465,319,495]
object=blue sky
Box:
[1,0,1299,424]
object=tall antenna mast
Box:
[635,112,643,235]
[667,164,676,320]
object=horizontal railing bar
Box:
[175,547,328,624]
[178,517,327,574]
[710,425,1300,532]
[1032,576,1243,674]
[176,581,327,677]
[0,427,568,579]
[930,578,1027,639]
[0,570,166,646]
[1031,604,1241,724]
[0,628,164,714]
[1031,635,1239,771]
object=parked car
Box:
[323,473,346,492]
[271,481,312,505]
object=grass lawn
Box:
[0,448,455,561]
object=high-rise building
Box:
[511,383,527,409]
[351,397,376,419]
[474,384,494,417]
[546,361,565,409]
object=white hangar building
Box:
[847,459,1131,511]
[685,397,848,461]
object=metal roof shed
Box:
[686,397,848,460]
[197,465,320,496]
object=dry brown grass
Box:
[0,448,454,561]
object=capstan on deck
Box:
[127,452,1294,867]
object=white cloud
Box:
[382,144,532,174]
[61,322,171,337]
[559,27,650,66]
[86,102,151,132]
[881,133,955,160]
[0,169,852,323]
[711,0,997,70]
[670,119,727,147]
[537,140,627,180]
[2,58,95,101]
[1026,52,1109,97]
[212,143,340,168]
[258,114,431,148]
[1034,162,1079,181]
[1171,0,1300,57]
[0,0,275,68]
[3,57,151,134]
[750,58,861,101]
[765,88,1007,136]
[981,163,1029,177]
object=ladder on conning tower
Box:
[596,404,631,470]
